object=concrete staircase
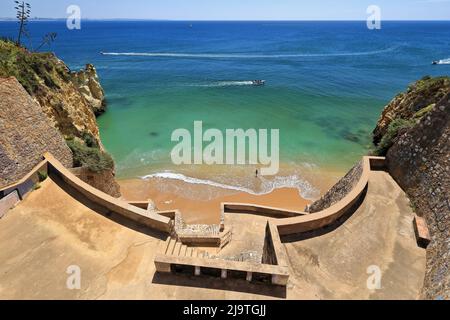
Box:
[159,237,213,259]
[219,227,233,249]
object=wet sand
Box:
[119,179,312,225]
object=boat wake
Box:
[436,58,450,65]
[193,81,256,87]
[101,46,400,59]
[141,172,319,200]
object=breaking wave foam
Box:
[141,172,319,200]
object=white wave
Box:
[141,171,319,200]
[193,81,256,87]
[101,46,400,59]
[437,58,450,65]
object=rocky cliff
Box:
[70,64,106,116]
[373,76,450,299]
[373,76,450,146]
[0,40,120,197]
[0,40,104,146]
[0,77,73,186]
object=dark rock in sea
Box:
[342,131,361,143]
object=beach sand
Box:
[120,179,318,225]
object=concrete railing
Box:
[0,159,48,200]
[42,153,173,233]
[222,203,307,218]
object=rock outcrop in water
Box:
[373,76,450,299]
[0,40,120,197]
[70,64,107,116]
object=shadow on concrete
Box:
[281,186,368,243]
[151,272,287,299]
[49,173,167,241]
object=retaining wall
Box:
[44,153,172,233]
[0,160,48,200]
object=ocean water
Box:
[1,21,449,197]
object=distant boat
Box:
[432,61,439,65]
[252,80,266,86]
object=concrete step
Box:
[173,242,182,256]
[158,237,171,254]
[180,245,188,256]
[166,238,176,255]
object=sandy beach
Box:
[118,175,339,224]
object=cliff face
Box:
[373,76,450,299]
[0,40,103,146]
[0,40,120,197]
[70,64,106,116]
[0,77,73,186]
[373,76,450,145]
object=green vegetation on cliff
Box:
[372,75,450,156]
[0,39,69,95]
[66,137,114,173]
[373,118,416,156]
[0,39,115,174]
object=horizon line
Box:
[1,18,450,22]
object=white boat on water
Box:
[252,80,265,86]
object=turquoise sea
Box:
[1,21,449,197]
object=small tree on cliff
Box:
[35,32,57,51]
[13,1,57,51]
[14,1,31,47]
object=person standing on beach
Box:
[255,169,259,178]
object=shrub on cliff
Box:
[373,118,416,156]
[66,138,114,173]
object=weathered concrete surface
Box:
[0,171,425,300]
[216,213,268,263]
[284,171,426,300]
[0,177,284,299]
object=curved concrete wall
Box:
[2,153,385,240]
[0,159,48,200]
[223,157,385,236]
[44,153,173,233]
[223,203,307,218]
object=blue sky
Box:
[1,0,450,20]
